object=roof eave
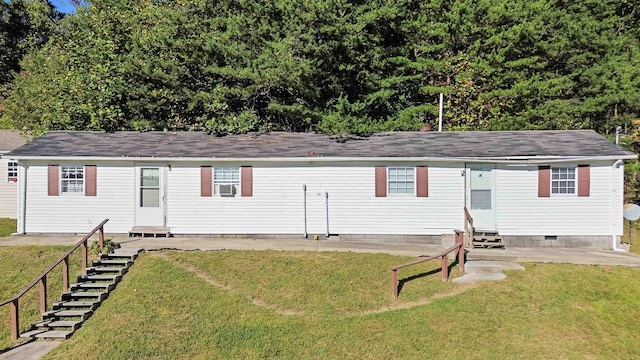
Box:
[6,154,637,163]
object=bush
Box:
[90,238,119,256]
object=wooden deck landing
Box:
[128,226,171,238]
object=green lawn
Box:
[0,218,16,238]
[22,249,638,360]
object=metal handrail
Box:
[0,219,109,341]
[390,230,465,300]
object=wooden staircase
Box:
[19,248,142,340]
[472,230,504,249]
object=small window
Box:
[61,165,84,193]
[140,168,160,207]
[551,167,575,194]
[388,167,414,195]
[7,161,18,182]
[214,167,239,197]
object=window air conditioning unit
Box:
[219,184,236,197]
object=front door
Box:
[135,165,165,227]
[466,165,496,230]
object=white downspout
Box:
[13,163,27,235]
[612,160,626,252]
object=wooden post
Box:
[62,256,69,293]
[82,240,88,273]
[441,254,448,282]
[455,230,465,273]
[39,276,47,314]
[10,299,19,341]
[391,269,398,300]
[99,225,104,254]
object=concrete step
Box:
[464,260,525,273]
[20,329,48,338]
[92,259,132,267]
[86,266,125,274]
[61,291,107,302]
[43,309,93,321]
[53,300,100,310]
[34,330,74,339]
[70,282,114,292]
[78,274,122,284]
[36,320,82,330]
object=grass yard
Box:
[0,246,83,349]
[28,250,640,360]
[0,218,16,238]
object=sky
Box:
[49,0,76,14]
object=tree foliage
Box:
[1,0,639,136]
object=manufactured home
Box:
[4,130,636,249]
[0,130,26,219]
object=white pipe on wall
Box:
[612,160,626,252]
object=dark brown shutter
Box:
[85,165,97,196]
[538,166,550,197]
[416,166,429,197]
[48,165,59,196]
[201,166,212,197]
[578,165,590,197]
[375,166,387,197]
[241,166,253,197]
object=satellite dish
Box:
[623,204,640,221]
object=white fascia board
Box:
[10,154,637,163]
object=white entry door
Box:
[466,165,496,230]
[135,165,166,227]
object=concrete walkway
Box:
[1,234,640,266]
[0,341,60,360]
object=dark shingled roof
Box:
[6,130,635,159]
[0,130,26,152]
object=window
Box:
[140,168,160,207]
[388,167,414,195]
[61,166,84,193]
[551,167,575,194]
[214,167,239,196]
[7,161,18,182]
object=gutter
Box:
[6,155,636,164]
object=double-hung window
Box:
[214,167,239,196]
[551,167,575,194]
[388,167,415,195]
[61,165,84,193]
[7,161,18,182]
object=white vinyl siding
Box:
[495,162,617,236]
[23,162,135,233]
[0,159,18,218]
[166,163,463,235]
